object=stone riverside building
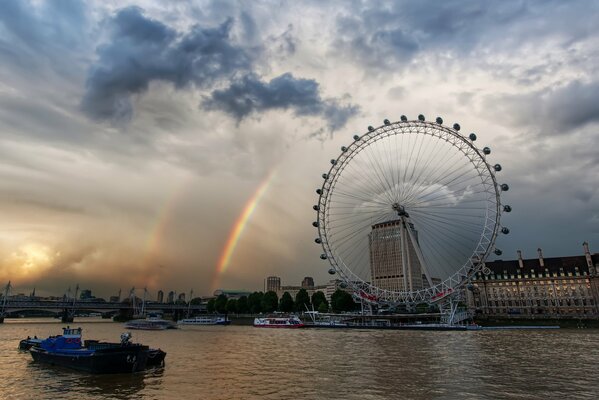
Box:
[467,242,599,317]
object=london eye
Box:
[313,115,510,306]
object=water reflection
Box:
[2,320,599,399]
[24,360,162,399]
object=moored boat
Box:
[177,315,231,326]
[253,315,304,328]
[29,328,166,374]
[19,336,43,351]
[125,317,177,330]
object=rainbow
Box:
[211,171,277,291]
[144,180,189,266]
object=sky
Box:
[1,0,598,299]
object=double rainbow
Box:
[211,171,277,291]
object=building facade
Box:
[467,242,599,318]
[369,220,424,292]
[266,276,281,293]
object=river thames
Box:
[0,319,597,399]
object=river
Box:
[0,319,596,399]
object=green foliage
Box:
[206,298,216,313]
[279,292,294,313]
[311,291,328,311]
[294,288,311,312]
[225,299,238,314]
[330,289,356,312]
[190,297,203,305]
[261,291,279,313]
[317,301,329,313]
[236,296,249,314]
[247,292,264,314]
[215,293,228,314]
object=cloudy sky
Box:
[1,0,598,299]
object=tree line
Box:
[206,288,358,314]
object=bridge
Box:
[0,299,207,322]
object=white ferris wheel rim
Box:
[315,118,504,305]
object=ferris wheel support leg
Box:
[402,217,434,288]
[400,223,409,291]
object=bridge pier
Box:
[60,309,74,323]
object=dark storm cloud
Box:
[82,6,355,131]
[203,73,359,130]
[333,0,598,71]
[486,80,599,134]
[81,7,253,123]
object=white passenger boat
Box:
[177,316,231,326]
[253,315,304,328]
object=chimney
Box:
[583,242,595,275]
[517,250,524,269]
[537,248,545,267]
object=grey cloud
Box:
[333,0,598,71]
[487,80,599,134]
[202,73,359,131]
[81,7,253,123]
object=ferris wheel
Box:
[313,115,511,305]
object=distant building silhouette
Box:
[167,291,175,303]
[157,290,164,303]
[301,277,315,289]
[178,293,186,302]
[266,276,281,293]
[80,289,93,300]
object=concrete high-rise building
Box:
[266,276,281,293]
[157,290,164,303]
[301,277,315,288]
[178,293,186,302]
[167,291,175,303]
[369,219,424,292]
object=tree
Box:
[247,292,264,314]
[295,288,311,312]
[236,296,249,314]
[279,292,294,312]
[226,299,238,314]
[206,298,216,313]
[261,291,279,313]
[331,289,356,313]
[215,293,228,314]
[190,297,203,305]
[317,302,329,313]
[311,291,328,311]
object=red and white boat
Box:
[253,315,304,328]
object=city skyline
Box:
[1,1,599,299]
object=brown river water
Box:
[0,319,597,399]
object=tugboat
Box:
[29,327,166,373]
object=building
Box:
[167,291,175,303]
[212,289,252,299]
[265,276,281,293]
[301,277,315,288]
[157,290,164,303]
[178,293,186,302]
[467,242,599,318]
[369,220,424,292]
[109,295,120,303]
[80,289,93,300]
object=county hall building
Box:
[467,242,599,318]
